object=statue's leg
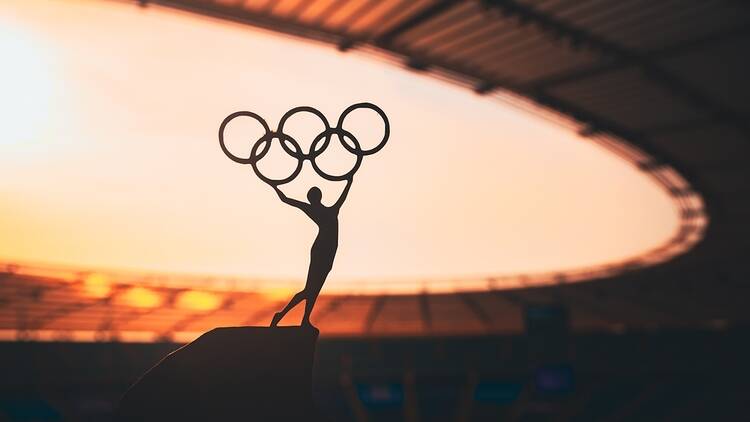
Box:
[271,290,306,327]
[301,270,329,326]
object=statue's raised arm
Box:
[331,178,353,210]
[273,185,310,212]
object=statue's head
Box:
[307,187,322,205]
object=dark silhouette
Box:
[219,103,389,326]
[116,326,324,422]
[270,179,353,327]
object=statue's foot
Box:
[301,318,313,328]
[270,312,283,327]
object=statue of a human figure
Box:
[270,178,353,327]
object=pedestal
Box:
[116,326,324,421]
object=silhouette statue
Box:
[219,103,390,327]
[116,104,389,422]
[270,180,351,327]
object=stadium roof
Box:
[1,0,748,339]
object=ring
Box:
[218,111,270,164]
[336,102,390,156]
[277,106,331,160]
[309,128,363,181]
[250,132,304,186]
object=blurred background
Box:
[0,0,748,421]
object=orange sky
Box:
[0,0,680,292]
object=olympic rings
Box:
[219,103,389,185]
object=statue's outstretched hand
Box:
[333,177,354,210]
[273,185,308,210]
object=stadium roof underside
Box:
[2,0,748,339]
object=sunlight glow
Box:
[176,290,222,311]
[0,19,54,148]
[0,0,686,293]
[83,273,111,299]
[262,287,297,301]
[119,286,162,308]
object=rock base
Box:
[116,326,325,422]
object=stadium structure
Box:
[1,1,749,421]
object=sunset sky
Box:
[0,0,680,292]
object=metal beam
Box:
[150,0,348,45]
[312,295,349,323]
[419,293,431,332]
[376,0,459,45]
[30,285,118,330]
[311,0,350,26]
[363,296,386,334]
[288,0,317,21]
[459,293,492,331]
